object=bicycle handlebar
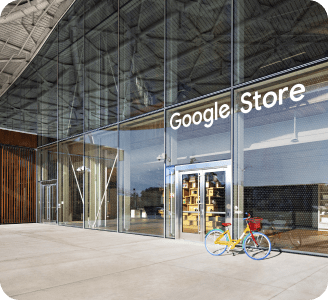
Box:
[243,212,251,221]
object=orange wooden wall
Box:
[0,129,37,149]
[0,145,36,224]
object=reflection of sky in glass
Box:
[238,82,328,187]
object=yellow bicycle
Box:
[205,213,272,260]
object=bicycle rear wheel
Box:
[243,232,271,260]
[205,229,228,256]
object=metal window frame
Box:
[31,0,328,255]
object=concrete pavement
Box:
[0,224,327,300]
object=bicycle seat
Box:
[222,223,231,227]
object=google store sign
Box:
[170,84,306,130]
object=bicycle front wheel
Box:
[243,232,271,260]
[205,229,228,256]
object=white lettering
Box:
[241,92,252,114]
[290,84,305,102]
[215,102,218,120]
[254,91,262,111]
[279,87,288,105]
[263,91,277,109]
[219,104,230,119]
[182,114,192,127]
[169,83,306,131]
[170,112,181,130]
[192,111,202,125]
[204,108,214,128]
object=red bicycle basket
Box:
[249,217,263,231]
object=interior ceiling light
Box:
[260,52,306,69]
[291,113,299,143]
[76,166,91,172]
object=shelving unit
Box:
[318,184,328,230]
[182,176,225,232]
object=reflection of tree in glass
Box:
[140,187,164,219]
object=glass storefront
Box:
[118,113,164,236]
[165,92,231,237]
[58,136,84,227]
[1,0,328,256]
[84,127,118,230]
[37,144,58,223]
[234,62,328,253]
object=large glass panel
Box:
[40,184,57,223]
[234,0,328,85]
[165,92,231,237]
[234,61,328,254]
[166,0,231,106]
[58,136,84,227]
[5,66,38,134]
[182,173,200,234]
[0,93,8,130]
[84,127,118,230]
[58,0,84,139]
[84,1,118,131]
[118,112,164,236]
[37,27,58,146]
[119,0,164,121]
[38,145,58,182]
[205,170,226,232]
[37,144,58,223]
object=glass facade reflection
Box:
[85,127,118,230]
[233,63,328,253]
[1,0,328,256]
[234,0,328,84]
[119,0,164,120]
[166,0,231,105]
[84,0,118,130]
[58,0,84,139]
[119,113,164,235]
[58,136,84,227]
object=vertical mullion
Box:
[19,149,22,223]
[18,149,20,223]
[117,0,120,233]
[23,150,25,222]
[6,147,8,223]
[11,148,13,224]
[33,150,35,222]
[16,148,18,223]
[27,150,30,222]
[35,149,38,223]
[57,24,59,225]
[14,148,16,223]
[230,0,235,239]
[163,0,167,239]
[82,0,85,229]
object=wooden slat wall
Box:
[0,145,36,224]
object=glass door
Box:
[181,172,202,237]
[175,160,231,242]
[41,183,57,223]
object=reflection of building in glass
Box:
[0,0,328,256]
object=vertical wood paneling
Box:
[0,145,36,224]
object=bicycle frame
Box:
[215,223,259,251]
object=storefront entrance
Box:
[40,181,57,223]
[175,160,231,242]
